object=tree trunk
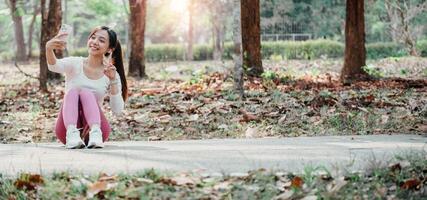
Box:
[233,0,244,99]
[187,0,194,61]
[341,0,369,83]
[241,0,263,77]
[28,3,40,59]
[9,0,27,61]
[129,0,147,78]
[212,13,224,61]
[40,0,62,91]
[122,0,131,60]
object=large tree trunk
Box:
[241,0,263,77]
[39,0,62,91]
[9,0,27,61]
[341,0,369,83]
[28,3,40,59]
[233,0,244,99]
[187,0,194,61]
[129,0,147,78]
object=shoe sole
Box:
[66,140,85,149]
[87,142,104,149]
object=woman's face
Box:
[87,30,111,56]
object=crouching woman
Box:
[46,26,127,149]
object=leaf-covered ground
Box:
[0,57,426,143]
[1,151,426,199]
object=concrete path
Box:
[0,135,426,176]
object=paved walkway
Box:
[0,135,425,176]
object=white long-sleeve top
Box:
[48,56,124,115]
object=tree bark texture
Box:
[241,0,263,77]
[9,0,27,61]
[39,0,62,91]
[129,0,147,78]
[341,0,369,83]
[233,0,244,99]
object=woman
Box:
[46,26,127,149]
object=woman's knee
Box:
[79,88,92,95]
[65,88,79,98]
[79,88,97,99]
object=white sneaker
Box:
[87,126,104,148]
[65,126,85,149]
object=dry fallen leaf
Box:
[240,109,259,123]
[158,177,177,186]
[291,176,304,189]
[87,181,108,198]
[86,173,119,198]
[13,173,44,191]
[274,190,295,200]
[278,115,287,124]
[213,181,231,191]
[245,127,258,138]
[171,176,196,186]
[327,177,347,194]
[401,178,421,190]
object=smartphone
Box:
[58,24,73,42]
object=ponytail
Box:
[111,41,128,101]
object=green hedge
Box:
[260,40,344,59]
[417,40,427,57]
[3,40,424,62]
[68,40,427,62]
[366,42,407,59]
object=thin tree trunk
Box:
[384,0,425,57]
[341,0,369,83]
[240,0,263,77]
[233,0,244,99]
[28,3,40,59]
[212,13,223,61]
[187,0,194,61]
[40,0,62,91]
[40,0,48,91]
[122,0,130,60]
[9,0,27,61]
[129,0,147,78]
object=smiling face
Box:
[87,29,111,56]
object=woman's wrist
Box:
[109,79,119,85]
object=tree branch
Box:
[14,61,40,80]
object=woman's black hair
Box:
[89,26,128,101]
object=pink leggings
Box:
[55,88,111,144]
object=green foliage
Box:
[261,40,344,60]
[69,40,422,63]
[86,0,118,16]
[416,40,427,57]
[363,65,384,78]
[366,42,408,59]
[261,70,277,80]
[145,44,184,62]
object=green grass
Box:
[1,151,426,199]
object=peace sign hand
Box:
[103,53,116,81]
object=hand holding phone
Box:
[58,24,72,43]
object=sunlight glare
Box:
[170,0,189,14]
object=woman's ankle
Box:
[66,124,77,130]
[90,124,101,130]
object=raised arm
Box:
[46,33,67,66]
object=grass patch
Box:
[1,151,426,199]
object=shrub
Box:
[66,40,423,62]
[416,40,427,57]
[366,42,407,59]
